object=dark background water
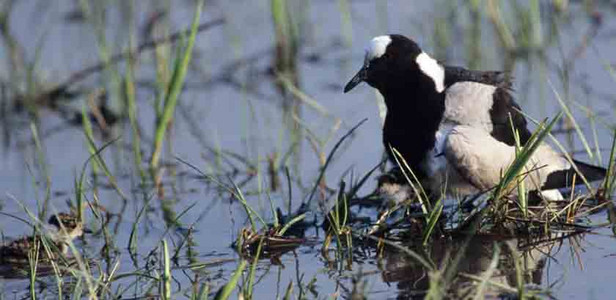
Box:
[0,0,615,298]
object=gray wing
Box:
[444,81,532,147]
[443,125,571,193]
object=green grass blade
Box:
[161,239,172,300]
[510,116,528,217]
[29,123,50,219]
[231,179,266,231]
[493,112,562,200]
[81,100,100,176]
[549,80,594,160]
[390,147,431,214]
[283,280,293,300]
[128,194,154,254]
[278,213,306,236]
[214,260,247,300]
[246,238,264,299]
[81,102,128,200]
[422,196,443,246]
[151,0,204,169]
[305,118,367,207]
[125,45,146,182]
[197,283,209,300]
[603,130,616,197]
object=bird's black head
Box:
[344,34,445,95]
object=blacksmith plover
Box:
[344,34,606,200]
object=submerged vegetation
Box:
[0,0,615,299]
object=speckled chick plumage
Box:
[0,213,83,265]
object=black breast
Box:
[382,91,445,178]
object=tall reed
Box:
[150,0,204,169]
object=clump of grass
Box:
[233,182,306,257]
[363,110,604,248]
[322,180,353,268]
[179,157,306,259]
[389,147,443,245]
[491,113,562,211]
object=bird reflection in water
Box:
[378,232,583,299]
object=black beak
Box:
[83,228,93,234]
[344,66,367,93]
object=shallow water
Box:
[0,0,615,298]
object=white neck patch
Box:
[416,52,445,93]
[367,35,392,60]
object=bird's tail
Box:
[542,159,606,190]
[573,159,607,183]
